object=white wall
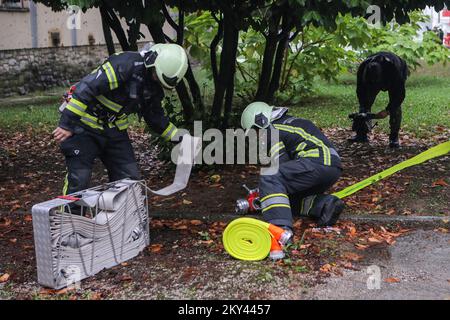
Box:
[0,1,175,50]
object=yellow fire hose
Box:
[222,218,272,261]
[223,141,450,261]
[333,141,450,199]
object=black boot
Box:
[348,134,369,143]
[389,139,400,149]
[299,195,345,227]
[318,198,345,227]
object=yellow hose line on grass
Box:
[333,141,450,199]
[222,218,272,261]
[223,141,450,261]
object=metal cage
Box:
[32,179,149,289]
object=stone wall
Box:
[0,44,122,98]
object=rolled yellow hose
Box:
[222,218,272,261]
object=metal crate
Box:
[32,179,149,289]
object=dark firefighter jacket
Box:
[58,51,178,141]
[357,51,409,113]
[266,111,342,169]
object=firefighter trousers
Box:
[60,127,141,195]
[259,158,342,229]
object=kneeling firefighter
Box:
[53,43,188,195]
[241,102,345,244]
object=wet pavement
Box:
[307,229,450,300]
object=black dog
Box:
[349,52,409,148]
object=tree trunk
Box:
[255,14,281,102]
[100,6,115,55]
[185,61,205,118]
[267,33,289,103]
[210,13,239,126]
[176,82,194,123]
[222,27,239,128]
[210,19,224,89]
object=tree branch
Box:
[102,1,130,50]
[210,17,224,88]
[160,1,178,31]
[177,4,184,45]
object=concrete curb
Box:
[149,211,449,228]
[8,210,448,228]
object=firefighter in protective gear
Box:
[241,102,344,233]
[53,43,189,195]
[349,52,409,148]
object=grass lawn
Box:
[0,68,448,137]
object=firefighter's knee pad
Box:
[299,195,345,227]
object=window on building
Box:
[88,34,96,46]
[50,32,61,47]
[0,0,26,9]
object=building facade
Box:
[0,0,158,50]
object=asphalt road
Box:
[307,229,450,300]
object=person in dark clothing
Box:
[53,43,188,195]
[241,102,345,237]
[349,52,409,148]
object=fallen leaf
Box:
[368,237,383,244]
[9,238,17,244]
[342,262,354,269]
[39,288,57,295]
[347,226,357,237]
[190,220,203,226]
[320,264,332,273]
[385,277,400,283]
[149,244,163,253]
[182,199,193,205]
[0,273,10,283]
[210,175,221,183]
[91,292,102,300]
[9,204,21,212]
[24,215,32,222]
[356,244,369,250]
[120,275,132,282]
[342,252,363,261]
[0,218,12,227]
[434,228,448,234]
[432,179,448,188]
[55,288,74,295]
[386,209,396,215]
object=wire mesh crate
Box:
[32,179,149,289]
